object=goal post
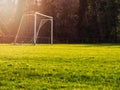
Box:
[14,12,53,45]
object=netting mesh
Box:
[15,13,52,44]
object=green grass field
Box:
[0,44,120,90]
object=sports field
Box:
[0,44,120,90]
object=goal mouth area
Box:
[14,12,53,45]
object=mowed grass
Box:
[0,44,120,90]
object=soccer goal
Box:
[14,12,53,45]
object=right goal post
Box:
[14,12,53,44]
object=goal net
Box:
[14,12,53,44]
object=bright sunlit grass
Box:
[0,44,120,89]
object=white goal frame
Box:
[14,12,53,45]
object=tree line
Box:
[0,0,119,43]
[39,0,120,43]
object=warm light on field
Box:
[0,0,16,36]
[0,0,18,22]
[0,0,41,24]
[0,0,52,44]
[0,0,17,8]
